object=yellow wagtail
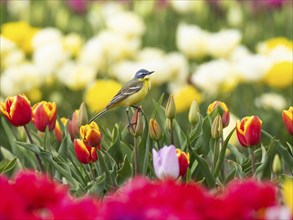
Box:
[88,69,154,123]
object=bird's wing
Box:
[106,79,143,108]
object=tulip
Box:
[282,107,293,136]
[207,101,230,128]
[149,118,162,141]
[165,94,176,120]
[176,149,190,177]
[236,116,262,147]
[211,114,223,139]
[129,108,143,137]
[0,94,32,126]
[67,110,80,140]
[152,145,179,179]
[188,100,200,125]
[80,121,102,148]
[32,101,57,132]
[78,102,88,126]
[54,117,68,142]
[74,139,98,164]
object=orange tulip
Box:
[32,101,57,132]
[282,106,293,135]
[236,116,262,147]
[0,94,32,126]
[207,101,230,128]
[80,122,102,148]
[176,149,190,177]
[74,139,98,164]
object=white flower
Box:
[255,93,287,111]
[229,45,251,62]
[170,0,203,14]
[176,23,209,59]
[57,61,97,90]
[191,59,236,95]
[0,63,42,96]
[63,33,83,57]
[234,54,271,82]
[152,145,179,180]
[265,206,292,220]
[33,42,69,77]
[32,28,63,49]
[106,11,145,38]
[207,29,242,58]
[0,36,16,56]
[1,49,25,69]
[267,46,293,63]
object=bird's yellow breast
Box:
[120,78,151,106]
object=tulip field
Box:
[0,1,292,219]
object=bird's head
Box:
[134,69,154,79]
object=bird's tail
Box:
[88,108,107,124]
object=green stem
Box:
[213,139,219,171]
[156,140,160,150]
[88,164,95,181]
[249,147,256,176]
[23,125,45,172]
[170,119,174,145]
[134,137,139,176]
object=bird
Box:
[88,69,154,123]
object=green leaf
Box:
[87,173,106,196]
[116,155,132,185]
[227,144,245,164]
[0,157,17,174]
[193,153,215,188]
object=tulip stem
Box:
[249,148,256,176]
[23,125,45,172]
[170,119,174,145]
[88,164,95,181]
[134,137,139,176]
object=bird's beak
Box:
[149,71,154,75]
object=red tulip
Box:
[80,122,102,148]
[176,149,190,177]
[236,116,262,147]
[32,101,57,132]
[282,106,293,136]
[207,101,230,128]
[0,94,32,126]
[68,110,80,141]
[74,139,98,164]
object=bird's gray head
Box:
[134,69,154,79]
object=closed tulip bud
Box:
[32,101,57,132]
[176,149,190,177]
[74,139,98,164]
[78,102,88,126]
[129,108,143,137]
[236,116,262,147]
[166,118,172,131]
[68,110,80,140]
[80,121,102,148]
[272,154,282,175]
[0,94,32,126]
[54,117,68,142]
[282,106,293,136]
[152,145,179,179]
[188,100,200,125]
[207,101,230,128]
[211,114,223,139]
[149,119,162,141]
[165,94,176,119]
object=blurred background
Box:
[0,0,292,144]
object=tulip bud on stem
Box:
[23,125,44,172]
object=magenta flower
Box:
[152,145,179,179]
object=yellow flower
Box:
[282,177,293,213]
[1,21,39,53]
[257,37,292,55]
[173,85,203,113]
[264,61,293,88]
[85,80,122,113]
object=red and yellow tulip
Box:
[236,116,262,147]
[0,94,32,126]
[176,149,190,177]
[74,139,98,164]
[207,101,230,128]
[32,101,57,132]
[80,122,102,148]
[282,107,293,136]
[54,117,68,142]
